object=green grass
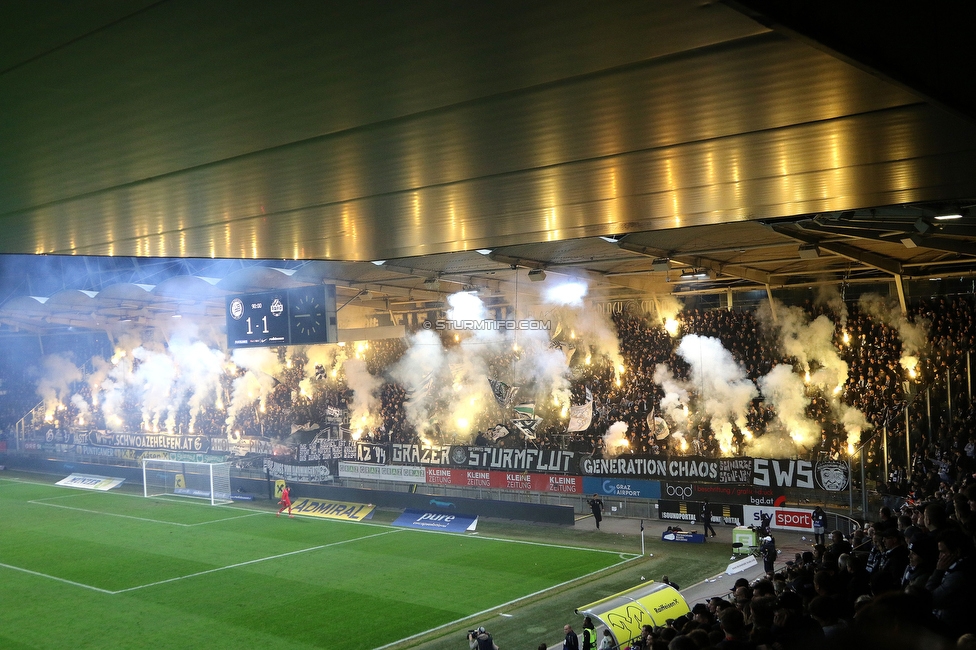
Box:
[0,475,738,649]
[0,478,638,649]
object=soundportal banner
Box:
[657,500,745,527]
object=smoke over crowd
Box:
[24,277,938,462]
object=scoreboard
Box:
[226,285,338,348]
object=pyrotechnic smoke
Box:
[226,348,282,433]
[36,354,82,420]
[389,329,446,436]
[130,345,179,432]
[70,393,90,426]
[839,403,870,454]
[342,357,382,436]
[815,285,848,329]
[656,295,683,337]
[602,421,630,457]
[757,364,820,451]
[859,295,930,359]
[762,301,849,393]
[676,335,757,452]
[653,363,690,430]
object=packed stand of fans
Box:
[651,483,976,649]
[6,296,976,480]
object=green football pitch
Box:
[0,478,643,649]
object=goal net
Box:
[142,459,233,505]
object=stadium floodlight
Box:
[143,458,233,505]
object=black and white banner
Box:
[356,443,577,473]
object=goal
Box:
[142,459,233,505]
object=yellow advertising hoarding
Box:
[288,497,375,521]
[576,582,689,648]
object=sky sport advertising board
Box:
[742,505,815,532]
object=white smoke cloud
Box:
[676,335,757,452]
[36,354,82,420]
[602,421,630,457]
[343,357,382,435]
[757,364,820,452]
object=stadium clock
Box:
[289,286,336,345]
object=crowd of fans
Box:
[652,482,976,649]
[4,295,976,496]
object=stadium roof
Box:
[2,2,976,333]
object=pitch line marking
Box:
[375,552,642,650]
[28,500,198,526]
[112,529,402,594]
[0,562,114,594]
[28,496,263,526]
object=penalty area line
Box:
[0,562,114,594]
[27,500,195,527]
[112,529,402,594]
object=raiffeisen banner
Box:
[576,582,690,649]
[392,509,478,532]
[288,498,375,521]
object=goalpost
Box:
[142,459,233,505]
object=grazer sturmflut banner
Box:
[356,443,577,473]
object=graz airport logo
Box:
[815,460,850,491]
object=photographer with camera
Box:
[468,626,498,650]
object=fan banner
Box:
[567,401,593,432]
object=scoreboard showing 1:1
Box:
[226,285,338,349]
[226,291,290,348]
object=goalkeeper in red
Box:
[277,484,293,518]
